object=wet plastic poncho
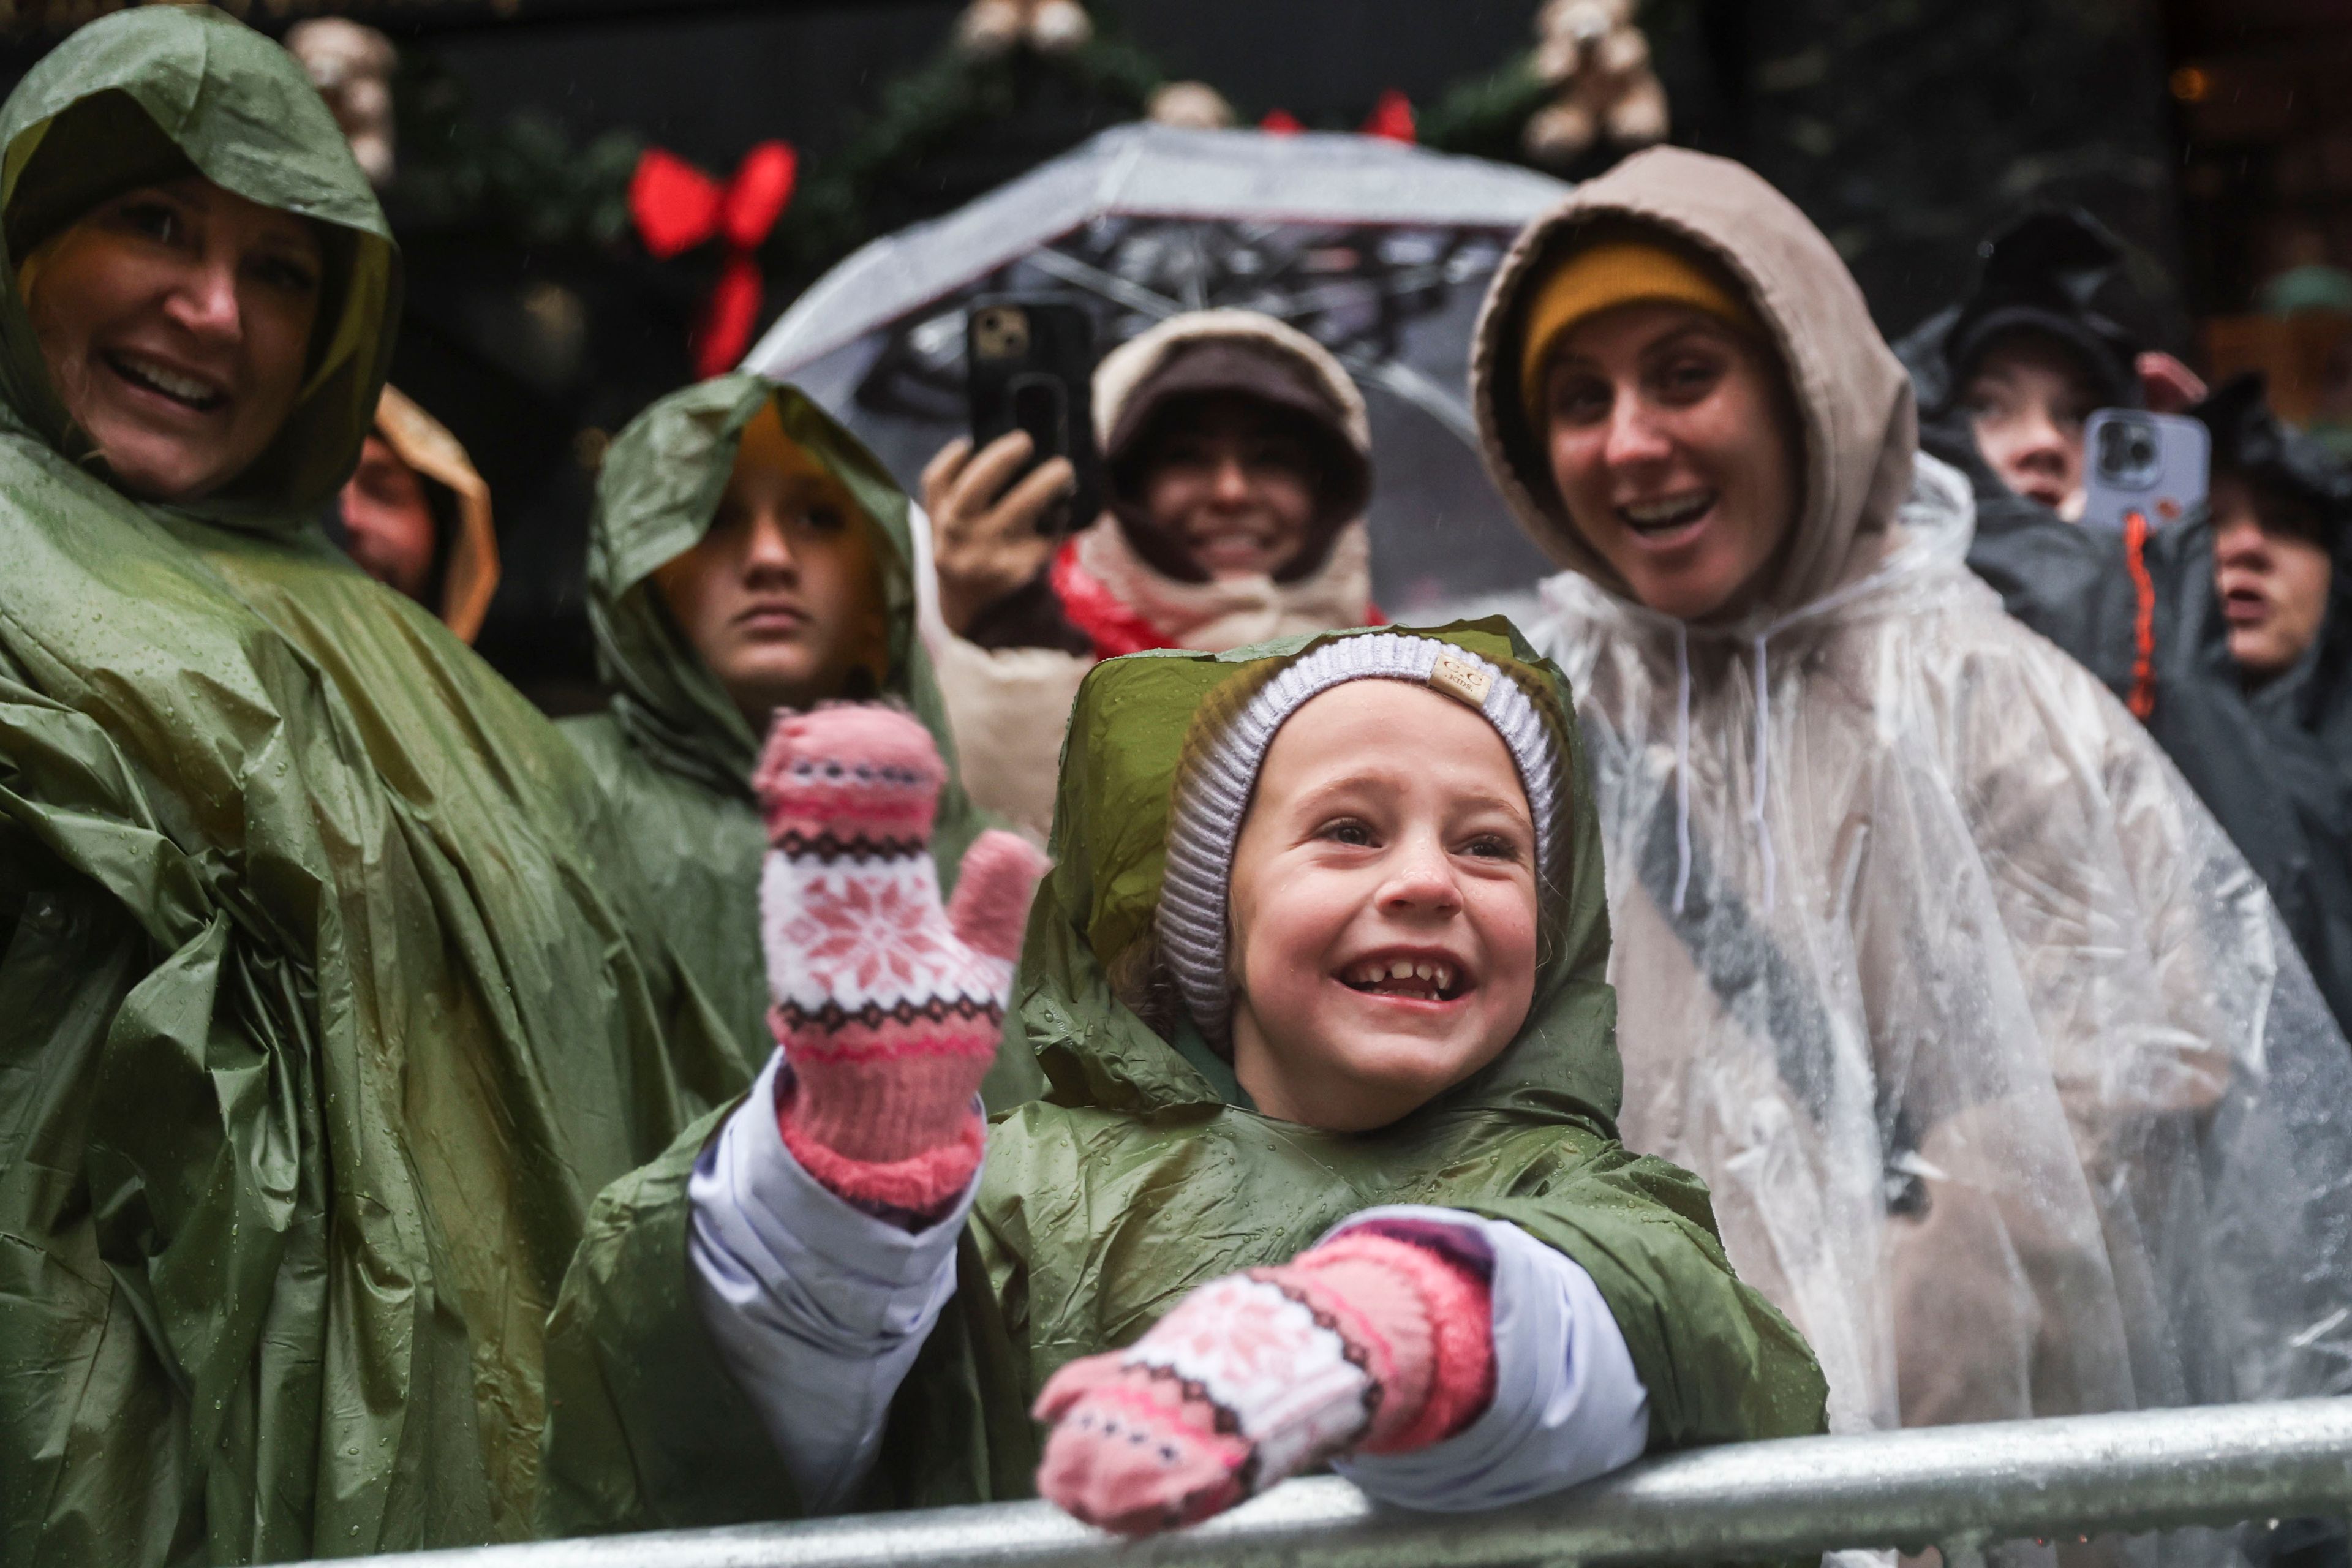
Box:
[537,620,1828,1538]
[560,376,990,1077]
[1902,309,2352,1040]
[0,10,732,1560]
[1469,146,2352,1437]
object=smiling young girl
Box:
[540,624,1824,1537]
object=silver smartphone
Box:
[2079,409,2209,533]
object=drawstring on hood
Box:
[1649,475,1965,915]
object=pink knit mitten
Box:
[1032,1231,1496,1534]
[755,704,1049,1221]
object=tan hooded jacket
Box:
[932,309,1376,839]
[1471,147,2352,1434]
[370,383,500,643]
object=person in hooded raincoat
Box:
[1904,214,2352,1037]
[536,620,1825,1539]
[558,375,999,1080]
[2122,375,2352,1036]
[0,9,742,1560]
[1894,208,2206,686]
[923,309,1381,839]
[328,383,501,644]
[1468,146,2352,1444]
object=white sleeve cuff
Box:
[1324,1204,1651,1512]
[686,1052,979,1512]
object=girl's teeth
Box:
[1390,960,1414,979]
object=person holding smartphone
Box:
[2126,374,2352,1038]
[922,308,1379,840]
[1905,219,2352,1039]
[1895,209,2207,684]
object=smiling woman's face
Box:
[1541,300,1802,622]
[26,176,322,503]
[1225,679,1540,1133]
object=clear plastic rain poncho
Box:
[1468,147,2352,1438]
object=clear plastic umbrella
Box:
[743,123,1571,617]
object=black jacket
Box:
[1899,362,2352,1038]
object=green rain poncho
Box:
[559,376,990,1079]
[540,620,1826,1537]
[0,9,737,1561]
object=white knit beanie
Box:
[1156,633,1566,1046]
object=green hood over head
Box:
[569,374,996,1082]
[1018,619,1620,1131]
[0,4,399,527]
[587,375,956,799]
[0,17,743,1562]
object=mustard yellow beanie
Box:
[1518,238,1762,422]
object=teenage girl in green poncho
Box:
[560,378,1001,1085]
[541,622,1825,1537]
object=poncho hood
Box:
[1899,207,2147,419]
[1471,146,1917,619]
[1093,308,1373,585]
[570,374,993,1082]
[369,383,500,643]
[0,3,399,528]
[586,375,964,803]
[1016,618,1617,1129]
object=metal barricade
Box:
[330,1398,2352,1568]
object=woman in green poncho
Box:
[559,377,997,1082]
[0,9,741,1560]
[540,620,1825,1537]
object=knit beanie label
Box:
[1428,653,1495,709]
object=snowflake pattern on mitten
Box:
[754,704,1048,1218]
[1032,1231,1496,1534]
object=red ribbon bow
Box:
[1360,89,1416,143]
[630,140,798,380]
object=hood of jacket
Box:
[1010,618,1619,1131]
[369,383,500,643]
[0,4,399,532]
[1898,208,2147,419]
[1093,307,1373,584]
[1471,146,1917,619]
[586,374,969,803]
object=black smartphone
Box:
[966,294,1104,537]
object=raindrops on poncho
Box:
[1469,146,2352,1438]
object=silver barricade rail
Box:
[327,1398,2352,1568]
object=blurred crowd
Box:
[2,8,2348,1567]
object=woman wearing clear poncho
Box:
[1468,145,2352,1443]
[560,376,996,1079]
[0,8,741,1560]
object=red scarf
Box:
[1049,538,1384,662]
